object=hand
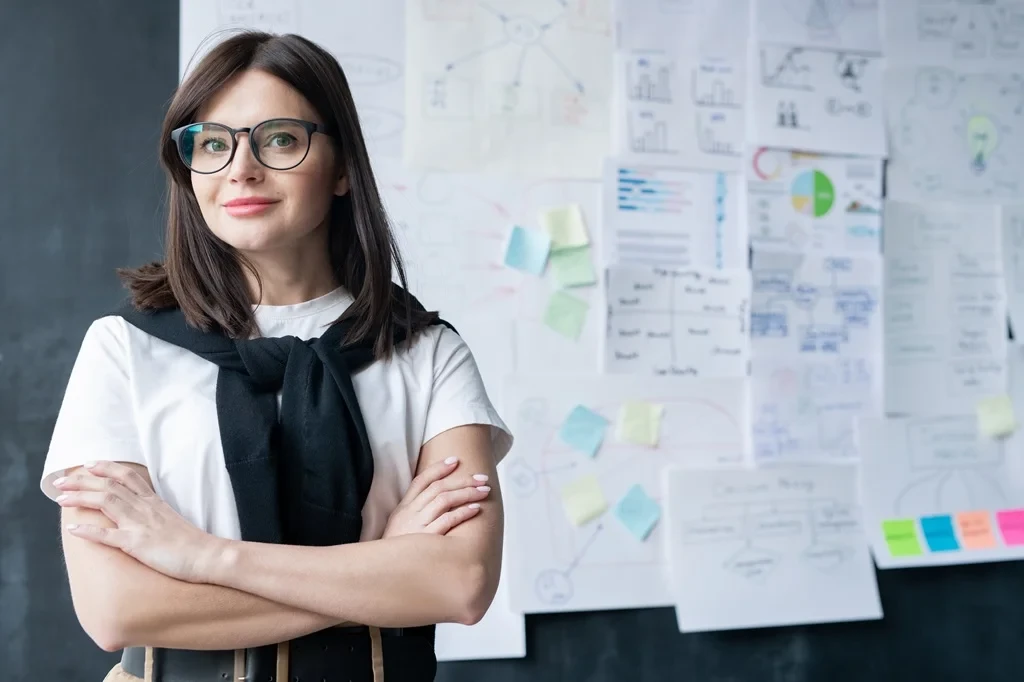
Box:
[54,461,224,584]
[383,456,491,539]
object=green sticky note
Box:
[550,246,596,288]
[882,519,924,557]
[977,394,1017,438]
[617,401,664,446]
[540,204,589,251]
[561,474,607,526]
[543,290,588,340]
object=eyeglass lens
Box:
[178,119,311,173]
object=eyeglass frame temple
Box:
[169,118,331,173]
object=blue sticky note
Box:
[614,484,661,541]
[504,225,551,275]
[921,515,960,552]
[558,405,609,457]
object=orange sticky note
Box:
[956,511,998,550]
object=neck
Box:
[240,225,339,306]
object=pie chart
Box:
[791,170,835,217]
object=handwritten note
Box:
[558,405,610,458]
[615,484,661,541]
[881,519,923,557]
[504,225,551,276]
[550,247,597,288]
[543,291,589,341]
[561,474,608,526]
[605,264,751,377]
[540,204,590,251]
[616,401,664,446]
[976,395,1017,438]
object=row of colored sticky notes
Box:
[558,401,665,457]
[561,475,662,541]
[882,509,1024,557]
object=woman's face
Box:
[190,69,348,254]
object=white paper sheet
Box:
[504,375,749,613]
[884,0,1024,69]
[747,148,883,254]
[601,159,747,269]
[604,265,751,377]
[755,0,882,52]
[749,43,886,157]
[180,0,407,159]
[858,410,1024,569]
[404,0,613,177]
[1002,206,1024,341]
[614,0,750,59]
[665,464,882,632]
[885,67,1024,203]
[883,200,1007,416]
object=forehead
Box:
[196,69,320,126]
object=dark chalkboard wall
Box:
[2,2,1023,681]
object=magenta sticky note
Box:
[995,509,1024,546]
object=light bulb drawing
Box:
[967,114,999,174]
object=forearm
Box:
[206,533,496,628]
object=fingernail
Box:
[444,457,458,465]
[66,524,78,530]
[53,477,67,487]
[84,461,96,469]
[468,503,481,509]
[476,486,491,492]
[473,474,489,482]
[56,494,68,503]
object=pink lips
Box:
[223,196,279,217]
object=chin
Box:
[211,222,294,254]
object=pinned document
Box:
[504,225,551,275]
[561,474,607,526]
[616,401,664,446]
[558,405,609,458]
[540,204,589,251]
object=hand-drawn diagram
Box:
[216,0,299,32]
[885,0,1024,67]
[407,0,612,175]
[504,376,748,613]
[605,265,751,378]
[886,67,1024,201]
[747,148,883,254]
[752,44,885,156]
[757,0,882,51]
[667,465,882,632]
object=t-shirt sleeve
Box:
[422,326,514,464]
[39,316,147,501]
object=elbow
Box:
[453,560,498,626]
[76,605,129,653]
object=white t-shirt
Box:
[39,287,513,541]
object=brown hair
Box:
[118,30,437,358]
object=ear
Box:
[334,173,350,197]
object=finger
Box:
[56,490,136,525]
[81,461,152,496]
[53,471,132,496]
[65,523,130,550]
[415,472,491,511]
[403,456,460,501]
[423,485,491,520]
[423,503,482,535]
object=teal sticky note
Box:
[921,515,960,552]
[614,484,661,541]
[504,225,550,275]
[558,405,609,457]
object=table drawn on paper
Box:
[508,392,745,608]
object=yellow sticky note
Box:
[561,474,607,526]
[976,395,1017,438]
[540,204,589,251]
[617,401,664,446]
[550,246,597,288]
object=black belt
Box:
[121,624,435,682]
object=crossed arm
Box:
[59,424,503,652]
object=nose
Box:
[226,132,264,183]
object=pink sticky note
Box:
[956,511,998,550]
[995,509,1024,546]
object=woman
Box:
[38,31,511,682]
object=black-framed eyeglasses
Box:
[170,118,331,174]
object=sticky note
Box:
[920,515,960,552]
[976,394,1016,438]
[956,511,998,550]
[540,204,589,251]
[881,519,923,557]
[558,405,609,457]
[616,401,664,446]
[561,474,607,526]
[614,484,661,541]
[996,509,1024,546]
[550,246,597,288]
[543,290,588,340]
[503,225,550,275]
